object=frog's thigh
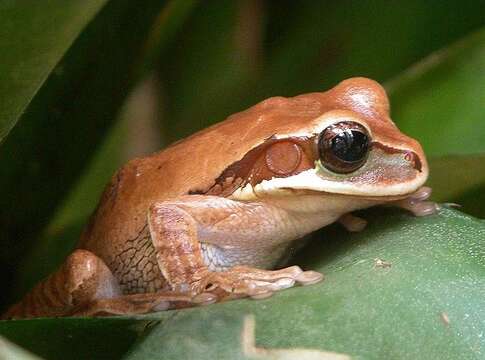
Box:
[61,250,208,317]
[3,249,121,318]
[3,250,199,318]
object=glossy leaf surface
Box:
[1,208,483,359]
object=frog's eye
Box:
[318,121,370,174]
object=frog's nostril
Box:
[404,151,422,172]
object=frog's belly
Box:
[200,242,291,271]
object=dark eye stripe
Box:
[192,136,316,196]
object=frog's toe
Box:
[409,186,432,201]
[192,292,218,305]
[409,201,440,216]
[295,270,324,285]
[395,197,439,216]
[193,265,323,302]
[243,278,295,296]
[250,290,274,300]
[392,186,439,216]
[266,277,296,291]
[339,213,368,232]
[152,301,171,311]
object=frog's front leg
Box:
[390,186,439,216]
[2,249,120,318]
[148,195,323,301]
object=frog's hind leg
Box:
[2,249,120,319]
[2,249,204,319]
[69,289,212,317]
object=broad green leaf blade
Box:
[0,0,108,142]
[124,312,350,360]
[124,208,485,359]
[387,28,485,217]
[388,28,485,157]
[455,186,485,220]
[0,0,168,310]
[0,318,150,360]
[8,2,199,301]
[1,209,483,359]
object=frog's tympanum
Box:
[4,78,437,318]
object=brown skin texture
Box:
[3,78,434,319]
[82,77,424,253]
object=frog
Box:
[3,77,437,318]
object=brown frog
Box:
[4,78,437,318]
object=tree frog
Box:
[4,78,437,318]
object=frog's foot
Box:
[2,249,216,319]
[192,266,323,301]
[392,186,439,216]
[339,213,367,232]
[69,291,217,317]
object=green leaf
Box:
[0,0,170,309]
[387,28,485,217]
[3,1,199,303]
[0,318,150,360]
[0,0,108,141]
[126,208,485,359]
[388,28,485,157]
[428,154,485,218]
[2,208,484,359]
[428,155,485,202]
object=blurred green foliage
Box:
[159,0,485,141]
[0,0,189,305]
[124,208,485,360]
[0,0,484,359]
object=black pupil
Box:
[331,130,368,162]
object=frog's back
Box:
[84,82,392,273]
[79,93,329,256]
[78,79,392,267]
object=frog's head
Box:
[204,78,428,202]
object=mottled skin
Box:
[4,78,437,318]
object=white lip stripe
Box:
[230,168,427,200]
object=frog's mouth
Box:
[273,188,413,202]
[254,167,426,195]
